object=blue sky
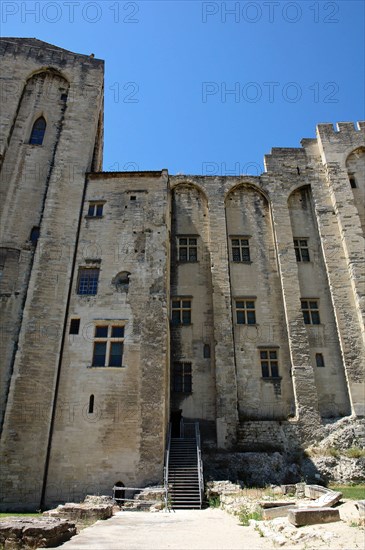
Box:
[2,0,364,174]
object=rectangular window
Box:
[301,299,320,325]
[260,349,279,378]
[87,202,104,217]
[171,298,192,325]
[231,237,250,262]
[77,268,99,295]
[235,299,256,324]
[69,318,80,335]
[178,237,198,262]
[315,353,325,367]
[294,239,310,262]
[92,323,125,367]
[172,362,192,393]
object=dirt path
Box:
[55,508,364,550]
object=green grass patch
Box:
[208,495,221,508]
[329,484,365,500]
[238,505,263,526]
[0,513,41,518]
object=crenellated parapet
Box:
[316,121,364,143]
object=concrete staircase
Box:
[168,437,202,509]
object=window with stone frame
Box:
[177,236,198,262]
[231,237,250,262]
[259,349,279,378]
[69,318,80,335]
[315,353,325,367]
[171,298,192,325]
[77,268,100,295]
[301,299,320,325]
[235,299,256,324]
[294,238,310,262]
[29,116,46,145]
[91,323,125,367]
[172,362,192,393]
[87,202,105,217]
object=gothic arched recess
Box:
[225,183,295,420]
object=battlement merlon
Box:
[316,121,365,141]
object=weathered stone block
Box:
[262,504,297,519]
[288,507,340,526]
[0,517,76,549]
[304,484,328,499]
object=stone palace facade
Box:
[0,38,364,510]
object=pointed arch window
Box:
[29,116,46,145]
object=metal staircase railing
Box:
[163,423,172,510]
[195,422,204,508]
[165,420,204,509]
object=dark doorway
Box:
[171,410,182,438]
[114,481,125,505]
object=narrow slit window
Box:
[29,116,46,145]
[203,344,211,358]
[315,353,325,367]
[30,226,40,246]
[88,395,94,414]
[349,174,357,189]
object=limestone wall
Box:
[0,38,104,511]
[44,171,170,507]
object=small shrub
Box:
[344,447,365,459]
[208,495,220,508]
[254,524,264,537]
[238,505,263,526]
[327,447,340,458]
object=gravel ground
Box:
[54,507,364,550]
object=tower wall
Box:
[0,38,104,511]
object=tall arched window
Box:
[29,116,46,145]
